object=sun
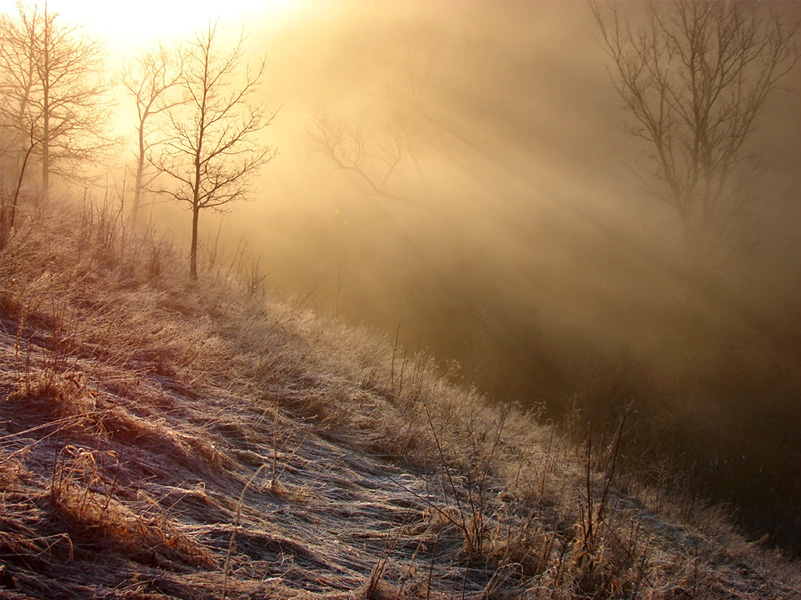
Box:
[0,0,304,53]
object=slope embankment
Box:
[0,197,798,599]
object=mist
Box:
[183,0,799,550]
[206,0,800,405]
[21,0,801,551]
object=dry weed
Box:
[0,192,797,600]
[50,445,215,568]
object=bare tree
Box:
[309,111,408,201]
[0,2,114,198]
[149,23,277,279]
[0,4,40,241]
[593,0,799,274]
[120,43,183,227]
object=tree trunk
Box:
[11,142,34,233]
[41,131,49,194]
[132,126,145,227]
[190,204,199,279]
[41,7,50,197]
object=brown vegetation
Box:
[0,194,798,598]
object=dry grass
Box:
[0,192,798,599]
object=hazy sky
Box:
[0,0,303,52]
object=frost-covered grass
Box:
[0,193,797,599]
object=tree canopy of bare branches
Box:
[120,43,183,227]
[149,23,277,279]
[593,0,799,273]
[309,111,408,201]
[0,1,114,200]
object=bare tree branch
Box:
[148,22,278,279]
[120,42,184,226]
[593,0,799,273]
[0,1,115,237]
[309,111,407,201]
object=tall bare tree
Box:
[150,23,277,279]
[0,2,113,199]
[120,44,183,226]
[593,0,799,274]
[0,3,40,239]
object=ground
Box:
[0,199,799,599]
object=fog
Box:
[195,0,800,405]
[26,0,801,549]
[157,0,799,550]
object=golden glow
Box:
[0,0,303,51]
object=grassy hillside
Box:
[0,195,799,599]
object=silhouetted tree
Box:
[150,23,277,279]
[120,43,183,227]
[309,111,408,201]
[0,2,113,200]
[593,0,798,274]
[0,2,41,229]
